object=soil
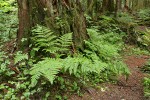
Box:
[70,55,150,100]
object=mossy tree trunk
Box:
[86,0,101,20]
[115,0,119,17]
[17,0,89,52]
[102,0,115,13]
[118,0,122,10]
[17,0,30,51]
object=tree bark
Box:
[72,0,89,50]
[118,0,122,10]
[17,0,89,52]
[17,0,30,51]
[102,0,115,13]
[115,0,119,17]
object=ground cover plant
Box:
[0,0,150,100]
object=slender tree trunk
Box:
[109,0,115,12]
[102,0,109,13]
[115,0,119,17]
[118,0,122,10]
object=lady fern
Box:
[30,58,62,87]
[31,25,72,55]
[32,25,59,53]
[30,55,108,87]
[29,26,130,89]
[57,32,73,52]
[86,28,123,60]
[63,56,107,75]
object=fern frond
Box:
[63,57,80,75]
[57,33,73,52]
[108,61,130,79]
[31,25,73,55]
[14,51,28,64]
[63,56,107,75]
[32,25,59,53]
[30,58,62,87]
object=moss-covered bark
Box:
[17,0,89,52]
[17,0,30,51]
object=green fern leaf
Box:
[14,51,28,64]
[30,58,62,87]
[31,25,73,55]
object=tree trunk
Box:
[102,0,115,13]
[115,0,119,17]
[72,0,89,50]
[17,0,30,51]
[86,0,101,20]
[123,0,131,12]
[117,0,122,10]
[102,0,109,13]
[17,0,89,52]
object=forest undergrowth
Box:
[0,0,150,100]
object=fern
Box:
[30,26,130,88]
[108,61,130,77]
[30,55,108,87]
[63,57,80,75]
[31,25,73,55]
[84,40,119,61]
[0,51,6,62]
[63,56,107,75]
[136,28,150,47]
[86,28,124,60]
[85,28,130,78]
[30,58,62,87]
[14,51,28,64]
[32,25,59,53]
[143,77,150,97]
[57,32,72,52]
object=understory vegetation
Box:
[0,0,150,99]
[142,60,150,98]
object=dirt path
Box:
[70,55,150,100]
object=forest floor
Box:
[70,50,150,100]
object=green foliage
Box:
[0,0,17,44]
[142,60,150,73]
[63,56,107,75]
[30,58,62,87]
[31,25,72,56]
[86,28,124,60]
[85,28,130,80]
[14,51,28,64]
[0,6,132,99]
[31,25,58,53]
[93,15,122,33]
[30,56,106,87]
[57,32,72,52]
[0,51,14,77]
[117,11,150,49]
[118,12,136,24]
[0,0,16,13]
[142,60,150,98]
[136,28,150,48]
[130,47,150,55]
[0,51,32,100]
[108,61,130,80]
[136,9,150,22]
[0,80,32,100]
[143,77,150,97]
